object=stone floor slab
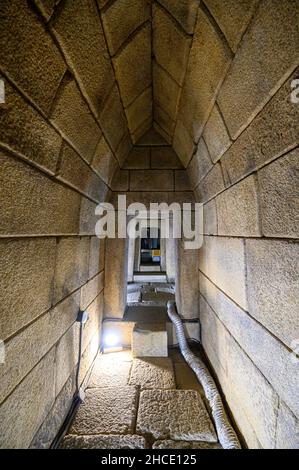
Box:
[174,362,204,395]
[70,386,138,435]
[61,434,146,449]
[129,357,176,389]
[137,389,217,442]
[153,439,221,449]
[88,352,132,388]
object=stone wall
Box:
[173,1,299,449]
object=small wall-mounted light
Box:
[104,333,119,348]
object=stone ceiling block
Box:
[153,62,180,121]
[125,87,152,134]
[157,0,200,34]
[99,85,128,152]
[123,147,151,169]
[115,132,133,166]
[92,135,119,186]
[173,119,195,168]
[102,0,151,56]
[52,0,114,116]
[137,127,169,146]
[187,138,213,189]
[203,105,232,163]
[153,3,192,86]
[130,169,174,191]
[113,24,151,107]
[179,9,232,142]
[151,147,183,169]
[131,116,152,144]
[154,105,176,139]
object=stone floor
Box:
[61,348,222,449]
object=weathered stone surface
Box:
[153,122,172,145]
[246,239,299,351]
[158,0,199,34]
[125,88,152,134]
[0,348,55,449]
[137,127,168,146]
[58,143,109,201]
[173,120,195,168]
[80,272,104,310]
[54,321,80,395]
[174,363,203,394]
[154,105,176,139]
[276,402,299,449]
[33,0,56,21]
[91,136,119,186]
[70,386,138,435]
[203,199,217,235]
[203,105,231,163]
[258,150,299,238]
[175,240,199,319]
[199,236,247,310]
[115,133,132,167]
[82,294,103,350]
[200,272,299,418]
[129,358,175,389]
[99,85,129,152]
[153,62,180,121]
[175,170,191,191]
[51,77,101,162]
[52,0,113,115]
[132,324,168,358]
[205,0,259,52]
[31,373,75,449]
[179,9,232,141]
[137,390,217,441]
[0,0,65,114]
[151,147,183,169]
[226,336,279,449]
[102,0,150,55]
[132,117,152,144]
[221,69,299,185]
[89,237,105,279]
[0,238,56,341]
[195,163,225,203]
[88,351,132,388]
[0,291,79,404]
[0,82,61,173]
[153,440,221,449]
[113,24,151,107]
[187,139,212,189]
[153,4,191,85]
[124,147,151,169]
[111,170,129,191]
[104,237,127,318]
[216,175,260,237]
[218,0,299,139]
[130,170,174,191]
[61,434,146,449]
[53,237,89,303]
[79,196,101,235]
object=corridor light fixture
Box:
[104,333,119,348]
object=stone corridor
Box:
[61,349,221,449]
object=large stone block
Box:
[154,105,176,139]
[79,196,102,235]
[153,122,172,145]
[0,348,55,449]
[226,336,279,449]
[195,163,225,203]
[82,293,104,350]
[80,272,104,310]
[0,238,56,341]
[187,139,212,189]
[157,0,199,34]
[91,136,119,186]
[153,62,180,121]
[200,272,299,418]
[153,3,191,85]
[153,440,221,449]
[0,82,61,174]
[102,0,150,56]
[132,324,168,358]
[113,24,151,107]
[175,170,191,191]
[276,402,299,449]
[54,322,80,395]
[174,362,203,394]
[129,358,175,389]
[53,237,90,304]
[69,386,138,435]
[125,88,152,134]
[175,240,199,319]
[115,132,133,167]
[203,105,231,163]
[173,119,195,168]
[89,237,105,279]
[151,147,183,170]
[199,236,247,310]
[216,174,260,237]
[104,237,127,318]
[123,147,151,169]
[130,170,174,191]
[52,0,114,115]
[203,199,217,235]
[0,291,79,404]
[221,69,299,185]
[258,150,299,238]
[61,434,146,449]
[99,85,128,153]
[88,351,132,388]
[137,389,217,441]
[204,0,259,52]
[111,170,130,191]
[218,0,299,139]
[131,116,152,144]
[179,9,232,142]
[0,0,65,114]
[50,77,101,163]
[58,143,109,202]
[246,239,299,351]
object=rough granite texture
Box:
[129,358,176,389]
[61,434,146,449]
